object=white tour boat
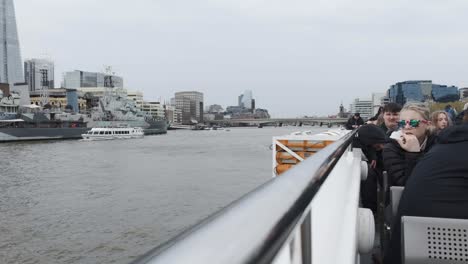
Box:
[81,127,144,140]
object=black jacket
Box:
[345,117,364,130]
[454,109,466,125]
[352,124,387,165]
[384,124,468,264]
[382,134,436,186]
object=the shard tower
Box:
[0,0,23,86]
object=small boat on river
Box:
[81,127,144,140]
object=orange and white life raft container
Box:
[272,129,350,176]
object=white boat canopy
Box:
[0,119,25,122]
[21,104,41,109]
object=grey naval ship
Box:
[0,97,90,142]
[0,88,167,143]
[84,88,168,136]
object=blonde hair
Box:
[431,110,452,128]
[402,102,433,135]
[402,102,431,120]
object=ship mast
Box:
[39,68,49,106]
[103,65,115,104]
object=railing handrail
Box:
[131,130,358,264]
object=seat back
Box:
[390,186,405,217]
[401,216,468,264]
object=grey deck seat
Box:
[390,186,405,217]
[401,216,468,264]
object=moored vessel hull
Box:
[0,127,90,142]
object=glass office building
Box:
[63,70,123,89]
[432,84,460,102]
[0,0,24,86]
[24,59,55,91]
[388,81,427,105]
[388,81,459,104]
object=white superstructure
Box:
[81,127,144,140]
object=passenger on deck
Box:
[367,106,383,126]
[384,124,468,264]
[444,104,458,122]
[431,110,451,134]
[380,103,402,135]
[454,102,468,125]
[345,113,364,130]
[353,124,388,213]
[383,103,436,186]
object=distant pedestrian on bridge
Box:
[345,113,364,130]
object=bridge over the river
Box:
[205,117,348,127]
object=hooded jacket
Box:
[345,116,364,130]
[352,124,388,165]
[384,124,468,264]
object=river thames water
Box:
[0,127,327,264]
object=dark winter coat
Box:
[454,109,467,125]
[384,124,468,264]
[345,116,364,130]
[382,134,436,186]
[352,124,388,164]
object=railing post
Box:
[301,211,312,264]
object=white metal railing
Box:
[131,130,374,264]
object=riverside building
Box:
[174,91,204,124]
[63,70,123,89]
[24,59,55,91]
[349,98,373,119]
[388,80,459,105]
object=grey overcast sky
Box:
[15,0,468,117]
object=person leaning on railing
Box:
[345,112,364,130]
[382,103,436,187]
[383,124,468,264]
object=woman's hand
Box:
[397,134,421,152]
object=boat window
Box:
[100,131,104,135]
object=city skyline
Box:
[15,0,468,117]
